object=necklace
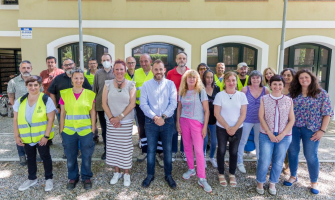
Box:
[227,91,236,99]
[116,79,125,92]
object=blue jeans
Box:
[61,132,95,181]
[256,132,292,183]
[172,108,184,153]
[203,124,217,158]
[238,122,260,164]
[288,126,320,183]
[17,145,25,157]
[145,117,174,176]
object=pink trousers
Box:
[180,117,206,179]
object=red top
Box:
[166,66,189,99]
[40,68,64,96]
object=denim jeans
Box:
[145,117,174,176]
[237,122,260,164]
[24,141,53,180]
[216,126,243,175]
[62,132,95,181]
[256,132,292,184]
[203,124,217,159]
[17,145,25,157]
[172,108,184,153]
[288,126,320,183]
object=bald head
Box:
[140,54,152,72]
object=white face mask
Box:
[103,61,111,69]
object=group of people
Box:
[9,51,333,195]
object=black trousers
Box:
[97,111,107,152]
[216,126,243,175]
[24,141,53,180]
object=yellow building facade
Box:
[1,0,335,102]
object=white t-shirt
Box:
[270,94,283,132]
[213,90,248,128]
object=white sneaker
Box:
[198,178,212,193]
[110,172,123,185]
[124,174,131,187]
[237,163,246,174]
[45,179,53,192]
[172,153,176,162]
[182,169,196,179]
[18,179,37,191]
[209,158,218,168]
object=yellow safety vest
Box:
[237,75,249,91]
[84,70,95,86]
[134,68,153,105]
[214,74,225,91]
[18,93,54,143]
[60,88,96,136]
[125,71,135,81]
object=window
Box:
[207,43,257,73]
[0,49,21,93]
[284,43,331,91]
[2,0,19,5]
[132,43,184,72]
[58,42,108,69]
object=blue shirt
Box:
[140,78,177,119]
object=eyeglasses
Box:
[199,68,207,71]
[127,62,136,65]
[63,63,74,67]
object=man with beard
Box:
[135,54,164,167]
[236,62,249,91]
[48,59,91,158]
[7,60,43,165]
[214,62,225,91]
[166,51,189,162]
[40,56,64,96]
[140,59,177,189]
[92,53,115,160]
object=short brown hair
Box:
[153,59,164,67]
[223,71,237,90]
[101,53,112,61]
[25,75,42,86]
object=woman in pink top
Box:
[256,75,295,196]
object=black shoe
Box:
[62,154,67,159]
[19,156,27,166]
[101,152,106,160]
[83,179,92,190]
[66,179,79,190]
[142,175,154,188]
[165,175,177,189]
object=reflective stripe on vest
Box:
[17,93,54,143]
[237,75,249,91]
[214,74,225,91]
[134,68,153,105]
[60,88,96,136]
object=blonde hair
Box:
[262,67,277,85]
[179,70,204,97]
[223,71,237,90]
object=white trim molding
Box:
[277,35,335,115]
[0,5,19,10]
[0,31,20,37]
[125,35,192,67]
[18,20,335,29]
[201,35,269,73]
[47,35,115,65]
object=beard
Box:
[154,74,164,80]
[178,63,186,68]
[65,69,74,75]
[21,72,31,77]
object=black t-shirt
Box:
[207,85,221,125]
[47,73,92,108]
[240,78,247,86]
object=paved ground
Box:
[1,116,335,199]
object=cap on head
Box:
[237,62,248,70]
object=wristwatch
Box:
[162,114,167,121]
[44,135,50,139]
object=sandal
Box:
[229,174,237,187]
[218,174,227,187]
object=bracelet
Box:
[120,113,124,118]
[320,129,326,133]
[109,116,113,120]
